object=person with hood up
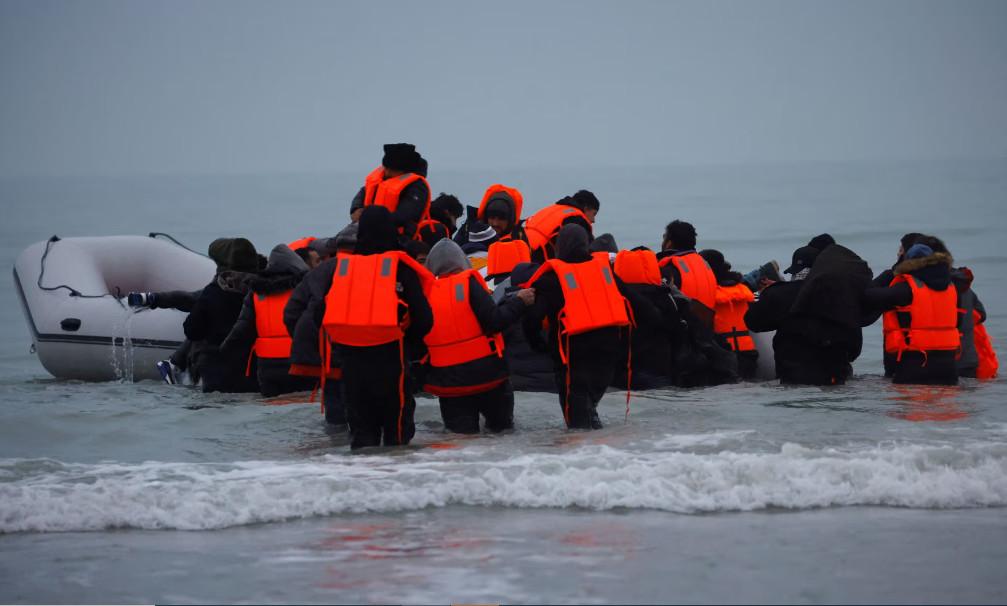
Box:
[863,242,960,385]
[219,244,316,398]
[522,224,658,429]
[523,189,599,263]
[422,239,535,434]
[746,242,874,385]
[349,143,431,241]
[184,238,262,393]
[700,249,759,381]
[320,206,434,449]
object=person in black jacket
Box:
[321,206,434,450]
[348,143,429,242]
[220,244,315,398]
[746,243,874,385]
[522,225,660,429]
[423,239,534,434]
[183,238,261,393]
[492,263,557,393]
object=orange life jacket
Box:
[713,284,755,352]
[477,184,524,223]
[287,237,316,250]
[973,309,999,379]
[322,251,411,347]
[658,252,717,310]
[423,270,505,368]
[252,291,294,359]
[362,166,432,229]
[486,239,531,276]
[525,256,630,336]
[524,204,592,254]
[883,275,960,357]
[614,249,661,285]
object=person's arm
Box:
[399,264,434,342]
[974,292,987,324]
[284,279,312,339]
[349,187,366,222]
[468,274,530,334]
[150,289,202,312]
[220,292,257,355]
[182,285,215,341]
[861,281,912,312]
[394,180,429,240]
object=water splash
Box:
[109,305,137,383]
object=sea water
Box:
[1,159,1006,604]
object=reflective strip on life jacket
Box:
[322,252,405,347]
[614,249,661,285]
[713,284,755,352]
[883,274,960,356]
[526,256,630,336]
[252,291,294,359]
[424,270,505,367]
[659,252,717,310]
[486,239,531,277]
[524,204,591,253]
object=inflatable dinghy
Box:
[13,234,216,381]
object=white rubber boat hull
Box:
[13,235,216,381]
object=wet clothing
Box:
[863,251,959,385]
[522,225,656,429]
[951,268,987,377]
[323,206,434,449]
[221,245,314,398]
[423,239,527,433]
[746,245,874,385]
[712,275,758,381]
[184,270,260,393]
[656,249,717,328]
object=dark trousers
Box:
[438,380,514,434]
[556,338,619,430]
[340,341,416,450]
[323,378,346,425]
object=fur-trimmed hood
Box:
[217,270,257,294]
[894,251,953,291]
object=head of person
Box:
[226,238,260,274]
[463,221,499,251]
[355,206,400,255]
[208,237,235,275]
[426,238,472,278]
[508,261,541,292]
[897,232,924,260]
[662,220,697,251]
[572,189,600,224]
[294,246,322,269]
[915,234,950,256]
[556,224,592,263]
[381,142,421,178]
[483,195,513,236]
[783,245,819,278]
[417,221,449,248]
[589,233,619,255]
[403,239,430,266]
[430,193,464,233]
[698,249,730,281]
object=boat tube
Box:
[13,234,216,381]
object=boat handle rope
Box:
[38,235,122,304]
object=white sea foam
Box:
[2,441,1006,533]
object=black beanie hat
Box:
[699,249,728,278]
[589,233,619,254]
[483,196,512,220]
[382,143,419,172]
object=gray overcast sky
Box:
[1,0,1005,176]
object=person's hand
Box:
[516,288,535,306]
[350,208,364,223]
[758,278,775,293]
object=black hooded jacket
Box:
[523,224,660,369]
[349,178,430,241]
